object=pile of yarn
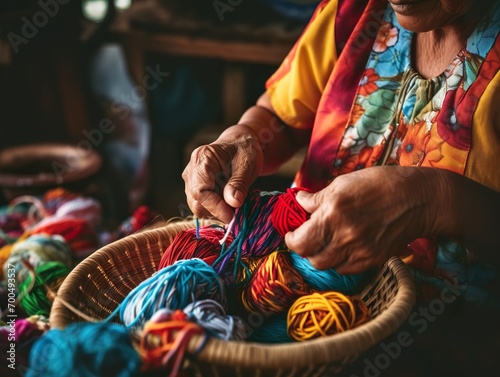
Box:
[0,187,157,319]
[91,188,372,375]
[103,257,247,376]
[22,187,372,377]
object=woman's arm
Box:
[237,93,311,175]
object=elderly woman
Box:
[184,0,500,373]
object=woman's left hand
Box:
[285,166,442,274]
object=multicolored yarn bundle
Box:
[42,188,79,215]
[26,322,141,377]
[183,300,246,341]
[139,300,246,375]
[139,309,204,375]
[213,190,285,278]
[10,190,101,253]
[241,251,311,315]
[4,234,72,284]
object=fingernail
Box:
[233,189,244,204]
[296,190,308,199]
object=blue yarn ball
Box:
[289,251,366,294]
[26,322,141,377]
[113,258,226,329]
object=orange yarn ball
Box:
[139,310,204,374]
[287,291,370,341]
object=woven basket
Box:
[50,219,416,377]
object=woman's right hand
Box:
[182,125,264,223]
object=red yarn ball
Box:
[271,187,310,237]
[158,226,232,271]
[131,205,156,232]
[31,218,99,260]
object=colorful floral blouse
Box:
[266,0,500,304]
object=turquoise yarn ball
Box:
[26,322,141,377]
[113,258,226,329]
[289,251,367,294]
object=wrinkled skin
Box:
[285,166,442,274]
[182,126,264,224]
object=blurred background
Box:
[0,0,319,228]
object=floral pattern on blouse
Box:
[331,4,500,178]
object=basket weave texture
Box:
[50,220,416,376]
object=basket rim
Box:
[50,220,416,370]
[0,143,101,187]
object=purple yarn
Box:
[214,190,285,282]
[0,319,45,371]
[231,190,284,257]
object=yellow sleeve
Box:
[467,69,500,192]
[265,0,338,130]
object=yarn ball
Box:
[236,257,264,285]
[287,291,371,341]
[271,187,310,236]
[184,300,247,341]
[18,261,70,317]
[214,190,284,276]
[139,309,204,373]
[118,205,156,236]
[3,234,72,284]
[0,232,30,281]
[26,322,141,377]
[114,258,226,329]
[0,209,26,239]
[241,251,311,315]
[289,251,367,295]
[231,190,284,257]
[158,226,232,271]
[47,196,102,229]
[31,217,99,260]
[42,188,79,215]
[101,205,157,245]
[0,317,46,369]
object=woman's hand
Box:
[182,125,264,224]
[183,93,311,224]
[285,166,441,274]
